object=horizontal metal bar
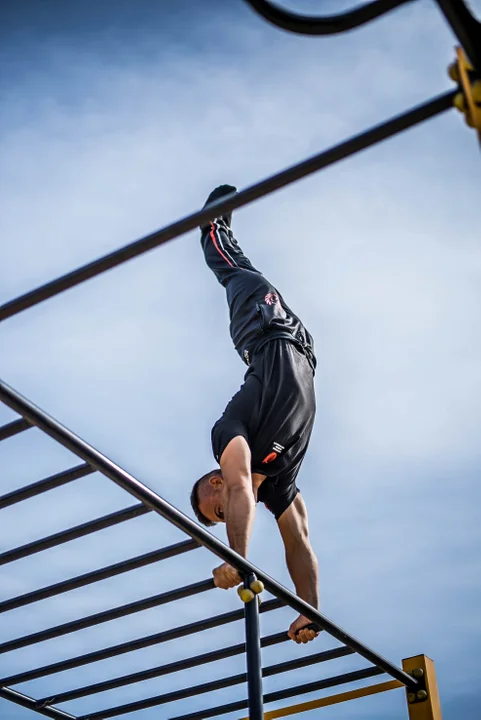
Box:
[0,91,454,325]
[0,599,281,687]
[38,630,291,705]
[0,463,94,510]
[169,668,386,720]
[243,0,415,36]
[0,539,198,617]
[0,579,214,670]
[0,503,150,566]
[0,378,417,690]
[0,686,76,720]
[77,647,356,720]
[246,679,404,720]
[0,417,31,441]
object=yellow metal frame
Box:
[239,654,443,720]
[403,655,443,720]
[239,679,403,720]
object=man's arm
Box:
[277,493,320,642]
[213,436,256,590]
[221,436,256,558]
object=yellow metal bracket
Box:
[403,655,443,720]
[448,46,481,140]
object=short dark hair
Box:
[190,469,221,527]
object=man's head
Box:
[190,469,225,526]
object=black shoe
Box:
[202,184,237,229]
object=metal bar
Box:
[37,630,293,705]
[243,0,415,36]
[0,463,94,510]
[240,679,404,720]
[77,648,359,720]
[0,539,198,617]
[0,91,454,325]
[169,667,385,720]
[244,574,264,720]
[434,0,481,69]
[0,417,31,441]
[0,580,214,669]
[0,378,417,690]
[0,599,282,686]
[0,686,76,720]
[0,503,150,566]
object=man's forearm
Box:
[285,539,319,608]
[225,484,256,558]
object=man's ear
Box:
[209,474,223,488]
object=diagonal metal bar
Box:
[0,463,94,510]
[0,378,418,690]
[0,539,198,617]
[37,629,297,705]
[82,666,383,720]
[0,91,454,325]
[75,647,355,720]
[0,504,150,566]
[0,599,283,686]
[0,579,214,660]
[0,686,76,720]
[167,667,385,720]
[435,0,481,69]
[243,0,416,36]
[0,417,31,441]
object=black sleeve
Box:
[258,465,301,521]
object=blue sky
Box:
[1,0,481,719]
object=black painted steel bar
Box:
[0,539,198,616]
[0,417,31,440]
[0,579,214,661]
[0,686,76,720]
[168,667,384,720]
[0,464,94,510]
[77,647,356,720]
[244,574,264,720]
[0,503,150,566]
[0,378,417,690]
[0,91,454,325]
[37,629,295,705]
[243,0,415,36]
[0,599,283,686]
[435,0,481,69]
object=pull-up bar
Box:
[0,378,418,692]
[244,0,481,70]
[243,0,416,36]
[0,90,455,325]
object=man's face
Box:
[198,475,225,524]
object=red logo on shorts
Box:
[264,292,279,306]
[262,452,278,464]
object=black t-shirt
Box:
[212,339,315,520]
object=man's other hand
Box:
[288,614,320,644]
[213,562,242,589]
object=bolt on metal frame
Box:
[1,0,472,718]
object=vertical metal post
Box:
[402,655,443,720]
[244,573,264,720]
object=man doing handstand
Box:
[190,185,319,644]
